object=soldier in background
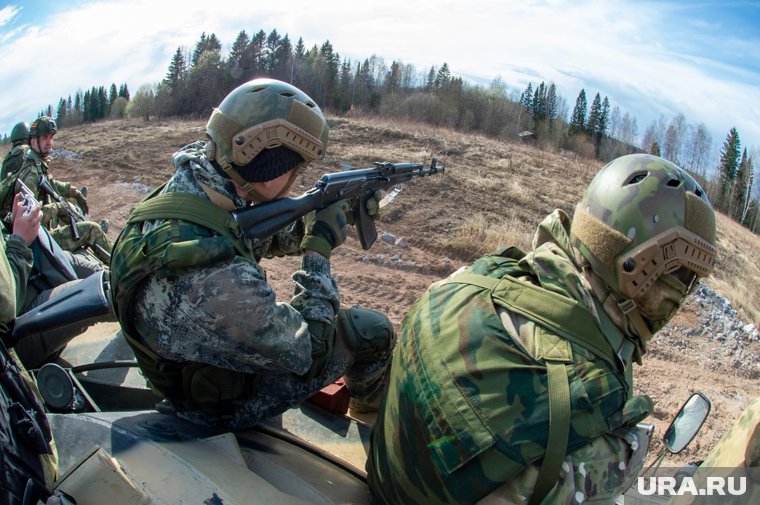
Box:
[1,116,111,264]
[1,121,31,179]
[110,78,395,430]
[368,154,718,505]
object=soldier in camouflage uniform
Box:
[368,154,718,505]
[1,116,111,264]
[0,194,74,505]
[110,78,396,430]
[1,121,31,179]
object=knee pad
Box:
[337,306,396,363]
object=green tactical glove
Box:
[70,187,89,215]
[345,190,383,226]
[301,199,351,258]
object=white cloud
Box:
[0,0,757,152]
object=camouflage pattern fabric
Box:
[49,221,112,263]
[1,229,60,497]
[1,143,30,179]
[368,210,650,505]
[0,232,33,322]
[111,141,393,430]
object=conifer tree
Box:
[586,92,601,137]
[569,89,587,134]
[718,127,741,213]
[520,83,533,111]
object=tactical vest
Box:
[368,247,652,505]
[0,338,57,505]
[110,188,260,415]
[1,144,31,180]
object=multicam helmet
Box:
[205,78,328,201]
[29,116,57,138]
[570,154,717,302]
[10,122,30,144]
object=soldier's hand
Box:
[54,201,70,217]
[11,194,41,245]
[71,188,89,214]
[301,199,351,258]
[346,190,383,226]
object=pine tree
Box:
[425,66,436,92]
[586,92,601,138]
[164,47,188,114]
[520,83,533,111]
[734,148,751,220]
[569,89,587,134]
[434,63,451,90]
[718,127,741,213]
[227,30,250,83]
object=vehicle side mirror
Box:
[663,392,711,454]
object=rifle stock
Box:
[232,159,444,250]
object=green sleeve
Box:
[1,232,33,319]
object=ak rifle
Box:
[233,159,444,249]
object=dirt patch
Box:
[49,116,760,467]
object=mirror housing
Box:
[663,392,711,453]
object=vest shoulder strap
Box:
[449,272,619,370]
[128,189,247,256]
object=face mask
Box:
[637,272,692,334]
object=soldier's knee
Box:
[337,306,396,363]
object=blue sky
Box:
[1,0,758,162]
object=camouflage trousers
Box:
[480,427,650,504]
[50,221,112,264]
[178,306,395,431]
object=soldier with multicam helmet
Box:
[367,154,717,505]
[109,78,395,430]
[0,116,112,264]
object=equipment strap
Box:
[127,189,248,257]
[530,360,571,505]
[450,273,619,371]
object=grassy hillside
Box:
[44,114,758,325]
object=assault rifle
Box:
[233,159,445,249]
[38,175,111,262]
[38,175,82,241]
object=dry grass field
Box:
[4,114,759,466]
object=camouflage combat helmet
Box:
[29,116,57,138]
[10,121,29,144]
[205,78,328,202]
[570,154,717,337]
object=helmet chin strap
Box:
[581,261,653,344]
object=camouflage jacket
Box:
[111,142,339,420]
[3,149,72,228]
[1,143,30,179]
[368,210,651,505]
[0,230,33,324]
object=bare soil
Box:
[17,115,760,467]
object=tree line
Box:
[4,27,757,234]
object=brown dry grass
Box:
[4,114,759,467]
